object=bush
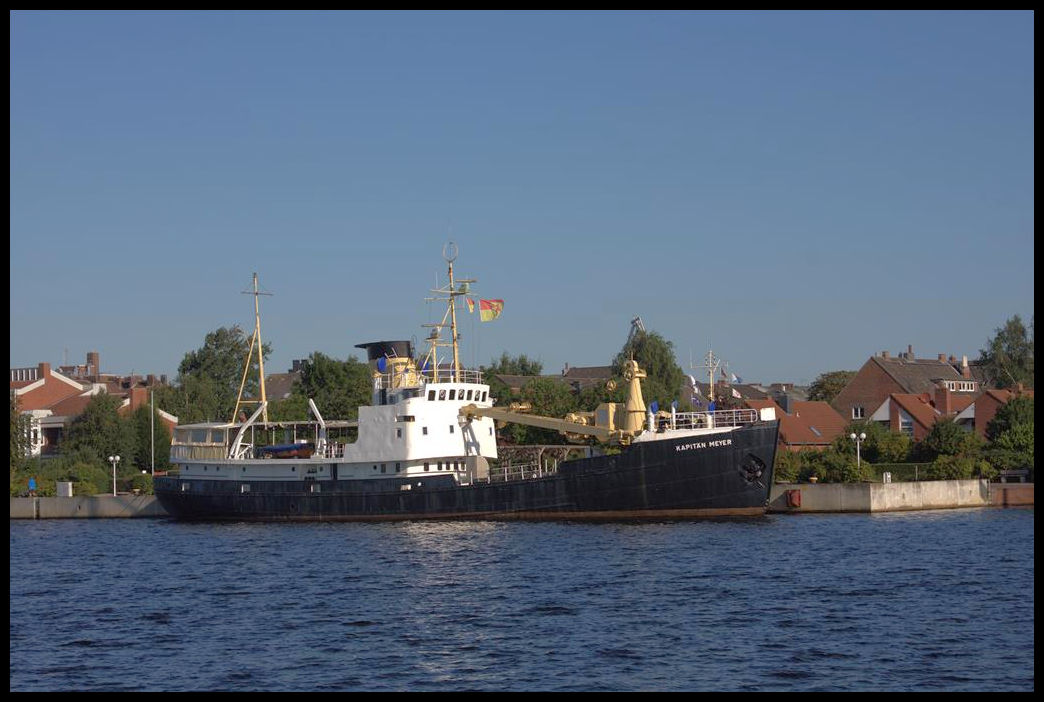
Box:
[773,450,803,483]
[925,455,996,481]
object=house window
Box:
[852,406,865,420]
[899,414,914,437]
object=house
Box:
[869,383,979,441]
[11,352,177,457]
[832,346,986,423]
[744,398,847,452]
[959,387,1035,439]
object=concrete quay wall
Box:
[769,479,1032,513]
[10,495,168,519]
[11,482,1032,518]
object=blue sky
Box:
[10,11,1034,387]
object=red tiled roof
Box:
[890,393,942,431]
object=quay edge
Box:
[10,481,1032,519]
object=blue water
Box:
[9,508,1034,691]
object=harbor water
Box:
[9,508,1034,691]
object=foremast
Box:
[232,272,272,423]
[422,241,476,383]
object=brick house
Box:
[12,353,177,457]
[963,387,1035,439]
[832,346,986,424]
[744,398,847,452]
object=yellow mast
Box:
[232,272,271,423]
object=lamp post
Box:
[108,455,121,496]
[849,432,866,471]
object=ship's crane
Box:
[460,359,650,446]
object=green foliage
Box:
[483,352,543,377]
[977,314,1034,389]
[612,330,685,411]
[174,325,272,423]
[10,395,31,472]
[126,405,171,474]
[291,352,371,420]
[805,449,874,483]
[65,394,135,466]
[914,418,983,462]
[985,395,1034,443]
[925,455,995,481]
[984,396,1034,481]
[808,370,856,404]
[773,450,804,483]
[835,421,911,463]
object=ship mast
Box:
[693,349,728,402]
[423,242,475,383]
[232,272,272,423]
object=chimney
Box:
[938,353,946,362]
[160,374,168,385]
[39,362,51,378]
[961,355,971,379]
[907,344,914,359]
[87,351,100,378]
[147,374,156,386]
[935,382,953,415]
[881,350,890,359]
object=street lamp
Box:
[849,432,866,471]
[108,455,121,496]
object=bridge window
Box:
[449,425,455,434]
[428,390,435,401]
[424,462,429,472]
[449,389,456,400]
[439,389,446,401]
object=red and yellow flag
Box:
[479,299,504,322]
[465,297,475,314]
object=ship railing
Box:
[670,408,759,430]
[370,367,485,389]
[321,443,346,459]
[487,461,554,483]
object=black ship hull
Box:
[154,421,778,521]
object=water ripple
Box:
[10,508,1034,691]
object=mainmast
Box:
[423,242,475,383]
[693,349,728,402]
[232,272,272,423]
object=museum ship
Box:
[154,246,779,521]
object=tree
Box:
[65,394,135,467]
[10,395,31,472]
[483,352,543,377]
[290,352,371,420]
[611,329,686,411]
[126,405,171,474]
[175,325,272,422]
[913,418,983,463]
[835,421,911,464]
[808,370,856,404]
[985,395,1034,481]
[978,314,1034,389]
